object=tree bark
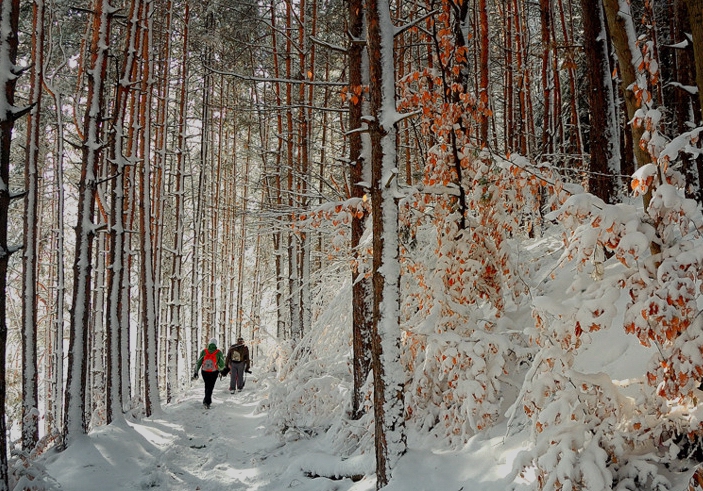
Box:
[138,0,160,417]
[582,0,618,203]
[106,0,142,425]
[602,0,651,170]
[686,0,703,122]
[64,0,112,448]
[22,0,45,451]
[0,0,21,484]
[366,0,406,486]
[349,0,373,420]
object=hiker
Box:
[225,337,251,393]
[193,337,226,409]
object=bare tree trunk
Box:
[106,0,142,424]
[539,0,555,156]
[603,0,659,256]
[285,0,301,345]
[0,0,22,484]
[602,0,651,170]
[138,0,160,417]
[478,0,489,145]
[63,0,112,448]
[49,87,66,437]
[269,1,286,340]
[671,0,703,203]
[22,0,45,452]
[583,0,619,203]
[166,0,189,404]
[349,0,372,421]
[366,0,406,486]
[686,0,703,121]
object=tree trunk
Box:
[686,0,703,122]
[349,0,373,420]
[0,0,21,484]
[602,0,651,170]
[582,0,619,203]
[166,0,189,404]
[539,0,555,156]
[49,87,66,437]
[22,0,45,452]
[106,0,143,424]
[366,0,406,486]
[63,0,112,448]
[138,0,160,417]
[602,0,659,256]
[478,0,489,145]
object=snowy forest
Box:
[3,0,703,489]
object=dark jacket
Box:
[226,343,250,371]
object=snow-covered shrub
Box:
[531,133,703,486]
[516,285,673,491]
[265,274,356,441]
[399,150,564,444]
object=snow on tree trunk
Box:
[21,0,45,452]
[686,0,703,122]
[0,0,21,484]
[105,0,142,424]
[139,0,160,417]
[602,0,650,170]
[166,0,189,404]
[582,0,620,203]
[349,0,373,420]
[366,0,406,486]
[91,222,107,427]
[50,88,66,437]
[63,0,112,448]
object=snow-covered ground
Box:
[35,373,539,491]
[24,349,700,490]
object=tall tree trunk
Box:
[49,87,66,437]
[138,0,160,417]
[269,0,286,340]
[582,0,619,203]
[603,0,659,256]
[167,0,189,404]
[686,0,703,121]
[672,0,703,203]
[349,0,373,421]
[478,0,489,145]
[285,0,301,344]
[22,0,45,452]
[539,0,555,156]
[366,0,406,486]
[63,0,112,448]
[602,0,651,170]
[0,0,22,484]
[106,0,142,424]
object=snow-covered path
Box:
[44,377,297,491]
[39,374,534,491]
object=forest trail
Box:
[40,374,532,491]
[42,377,301,491]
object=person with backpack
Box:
[224,337,251,394]
[192,337,226,409]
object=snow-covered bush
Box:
[524,127,703,488]
[399,148,564,444]
[264,273,363,446]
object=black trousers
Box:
[201,370,219,405]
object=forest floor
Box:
[32,371,701,491]
[39,373,535,491]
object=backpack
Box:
[202,349,219,372]
[231,349,242,363]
